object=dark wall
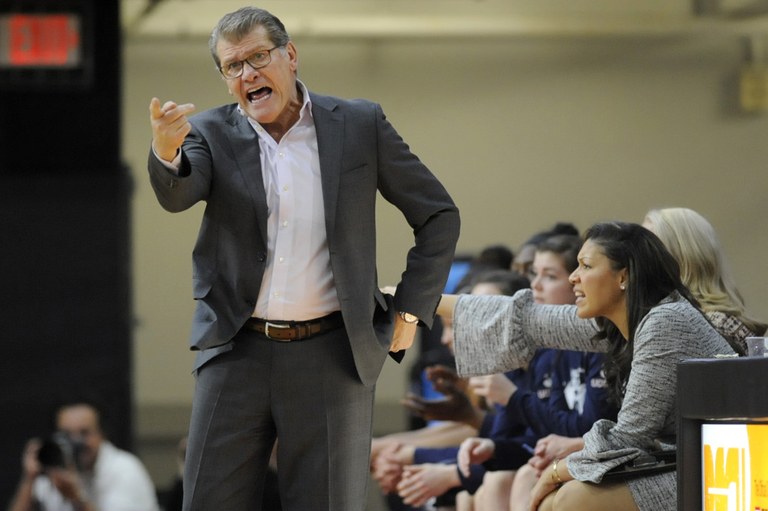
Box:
[0,0,120,171]
[0,0,130,504]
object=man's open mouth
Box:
[247,87,272,102]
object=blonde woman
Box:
[643,207,767,355]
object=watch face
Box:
[401,312,418,324]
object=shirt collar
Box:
[297,79,313,120]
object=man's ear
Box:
[286,41,299,71]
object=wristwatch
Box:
[399,311,419,324]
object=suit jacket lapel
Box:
[311,94,343,241]
[225,108,269,247]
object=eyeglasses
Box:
[218,46,283,80]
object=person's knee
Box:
[552,480,590,510]
[552,480,636,511]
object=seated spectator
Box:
[8,399,159,511]
[507,434,587,510]
[395,347,553,510]
[372,270,529,510]
[511,223,578,278]
[509,208,768,509]
[397,235,616,510]
[439,222,736,511]
[453,235,616,510]
[407,245,515,436]
[643,207,767,354]
[453,245,515,293]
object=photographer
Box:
[7,401,158,511]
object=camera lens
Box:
[36,433,79,469]
[37,438,67,468]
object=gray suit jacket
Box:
[148,92,460,386]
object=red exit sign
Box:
[0,13,82,68]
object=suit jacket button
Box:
[257,253,266,262]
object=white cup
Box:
[745,336,768,357]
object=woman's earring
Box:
[620,284,626,291]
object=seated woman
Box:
[643,207,767,354]
[512,207,768,507]
[371,269,530,510]
[398,235,616,510]
[457,234,616,511]
[438,222,735,511]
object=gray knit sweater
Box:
[452,289,735,511]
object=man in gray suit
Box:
[147,6,460,510]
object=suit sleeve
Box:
[147,122,212,213]
[373,103,460,328]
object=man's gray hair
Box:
[209,7,291,67]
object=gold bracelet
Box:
[551,458,564,486]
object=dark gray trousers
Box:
[182,326,376,510]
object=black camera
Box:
[37,433,84,470]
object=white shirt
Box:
[33,441,159,511]
[157,81,341,321]
[244,81,340,321]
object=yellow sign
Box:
[703,423,768,511]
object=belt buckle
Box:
[264,321,292,341]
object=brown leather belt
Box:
[244,311,344,341]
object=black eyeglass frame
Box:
[217,46,284,80]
